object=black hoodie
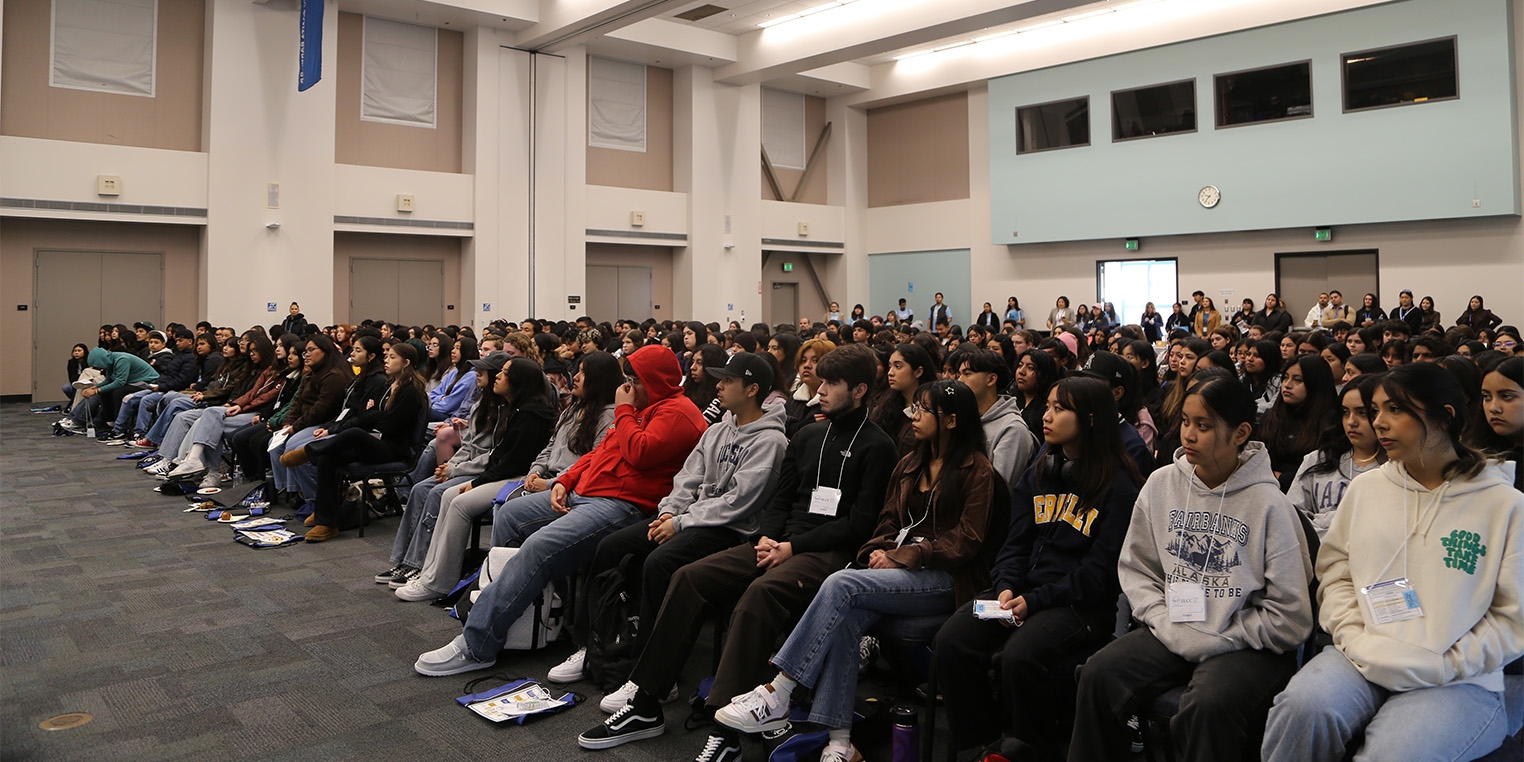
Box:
[471,401,558,487]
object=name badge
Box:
[1167,581,1206,623]
[808,486,842,517]
[1361,577,1424,626]
[893,527,911,547]
[336,408,350,421]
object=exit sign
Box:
[782,262,794,272]
[1315,228,1332,241]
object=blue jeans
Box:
[187,408,258,470]
[461,491,645,660]
[159,408,206,459]
[390,475,474,568]
[145,394,195,444]
[408,440,440,485]
[770,567,956,729]
[1263,646,1508,762]
[132,391,167,433]
[268,426,320,496]
[112,389,152,433]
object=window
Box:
[1215,61,1313,128]
[1342,37,1457,112]
[1112,80,1196,141]
[51,0,157,97]
[588,56,647,152]
[1097,258,1178,333]
[361,17,438,128]
[1016,97,1089,155]
[762,88,807,170]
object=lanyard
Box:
[1181,476,1230,579]
[1369,470,1446,584]
[815,415,868,490]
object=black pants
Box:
[628,542,853,705]
[1068,628,1297,762]
[935,601,1116,755]
[306,428,399,527]
[228,422,273,480]
[573,520,744,659]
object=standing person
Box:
[1006,297,1026,329]
[1048,296,1073,332]
[1305,293,1331,329]
[825,302,842,325]
[1262,362,1523,762]
[1140,302,1165,343]
[1233,299,1257,334]
[571,345,895,761]
[1193,297,1222,338]
[976,302,1001,330]
[929,292,952,331]
[412,346,706,676]
[1069,371,1314,762]
[936,377,1144,761]
[1354,293,1386,327]
[1166,302,1191,335]
[1456,295,1503,333]
[1419,295,1442,333]
[707,380,995,762]
[1287,374,1384,539]
[1253,293,1294,335]
[281,303,308,337]
[1389,289,1425,336]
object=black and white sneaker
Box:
[388,567,421,589]
[577,703,665,749]
[693,731,742,762]
[374,564,407,584]
[1128,714,1144,754]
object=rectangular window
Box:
[1342,37,1458,112]
[588,56,647,152]
[362,17,438,128]
[762,88,806,170]
[51,0,157,97]
[1016,97,1089,155]
[1112,80,1196,141]
[1214,61,1313,128]
[1097,258,1178,335]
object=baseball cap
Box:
[148,330,167,343]
[1079,351,1137,392]
[173,327,195,340]
[134,321,156,331]
[706,352,773,391]
[468,351,510,373]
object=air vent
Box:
[674,4,728,21]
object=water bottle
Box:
[890,704,919,762]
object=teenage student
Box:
[1069,370,1314,762]
[1262,362,1523,762]
[1480,357,1523,491]
[1287,374,1385,539]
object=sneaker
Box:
[58,419,84,432]
[198,473,222,490]
[1128,715,1144,754]
[388,567,422,589]
[547,648,587,683]
[693,731,742,762]
[714,684,790,733]
[413,634,494,677]
[576,703,665,749]
[133,438,155,448]
[166,459,207,480]
[600,681,680,713]
[374,564,408,584]
[819,740,863,762]
[858,635,880,674]
[146,460,175,478]
[394,579,441,602]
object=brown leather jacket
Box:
[857,449,995,605]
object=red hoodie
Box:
[556,346,707,514]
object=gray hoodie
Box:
[443,399,505,479]
[981,395,1037,489]
[531,402,617,482]
[1120,441,1314,662]
[661,401,790,537]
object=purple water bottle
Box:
[891,704,920,762]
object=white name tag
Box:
[1361,577,1424,626]
[336,408,349,421]
[808,486,842,517]
[893,527,911,547]
[1167,581,1207,623]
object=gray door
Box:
[33,249,163,401]
[1275,251,1379,324]
[615,266,652,323]
[351,259,444,326]
[397,260,445,327]
[769,282,799,327]
[584,265,651,324]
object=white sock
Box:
[186,443,207,462]
[827,727,851,746]
[768,673,797,699]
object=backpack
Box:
[453,547,565,651]
[582,553,643,691]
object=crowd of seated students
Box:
[47,287,1524,762]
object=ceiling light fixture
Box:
[758,0,860,29]
[890,0,1200,65]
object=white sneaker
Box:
[548,648,586,683]
[167,459,206,480]
[198,473,222,490]
[599,681,680,713]
[819,740,862,762]
[394,579,442,602]
[714,684,790,733]
[413,634,494,677]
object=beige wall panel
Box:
[586,65,673,192]
[334,13,464,173]
[764,95,828,206]
[0,0,204,151]
[867,92,970,208]
[585,244,675,323]
[331,233,463,327]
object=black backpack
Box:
[583,553,642,691]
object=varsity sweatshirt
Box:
[1120,442,1314,662]
[1288,450,1379,539]
[1318,460,1524,693]
[660,402,789,537]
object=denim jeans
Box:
[408,440,440,485]
[268,426,320,496]
[390,474,474,568]
[461,492,645,660]
[112,389,153,433]
[131,390,166,433]
[187,408,258,470]
[160,408,207,459]
[1263,646,1508,762]
[145,394,195,444]
[770,567,957,730]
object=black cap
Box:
[468,351,510,373]
[706,352,773,391]
[1078,351,1136,392]
[173,327,195,340]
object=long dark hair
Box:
[913,380,988,506]
[686,344,726,410]
[1162,338,1213,426]
[353,335,385,376]
[771,332,801,389]
[1308,373,1386,476]
[428,334,455,383]
[385,341,428,411]
[1377,362,1488,481]
[444,336,480,393]
[304,334,347,377]
[1261,354,1339,467]
[1243,340,1282,396]
[873,343,938,433]
[1477,357,1524,456]
[1037,376,1144,508]
[246,334,276,371]
[504,356,551,410]
[568,352,621,455]
[1015,348,1060,433]
[1184,368,1260,449]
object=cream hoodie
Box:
[1319,460,1524,692]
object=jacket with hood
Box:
[756,403,898,555]
[283,366,349,432]
[659,401,789,538]
[146,347,174,371]
[86,348,158,394]
[1318,460,1524,693]
[228,365,287,416]
[470,400,558,487]
[428,367,476,418]
[193,351,224,390]
[555,346,708,513]
[994,443,1142,617]
[442,397,505,479]
[323,366,389,431]
[282,312,309,337]
[153,347,199,392]
[981,395,1037,490]
[1119,442,1314,663]
[530,403,617,481]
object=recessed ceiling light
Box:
[1061,8,1114,22]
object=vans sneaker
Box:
[577,703,665,750]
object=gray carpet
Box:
[0,402,761,761]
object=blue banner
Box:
[298,0,323,92]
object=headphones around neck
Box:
[1041,449,1081,489]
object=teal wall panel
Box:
[868,249,973,327]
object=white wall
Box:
[333,164,474,224]
[0,136,208,224]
